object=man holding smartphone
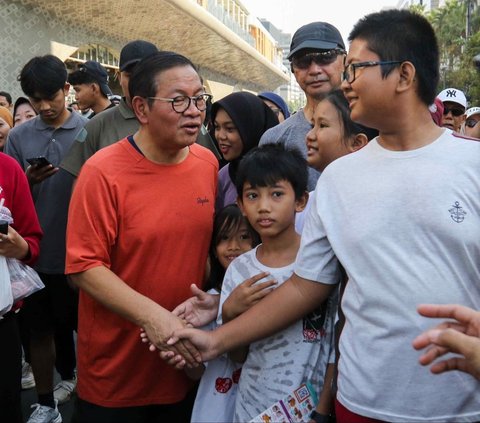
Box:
[5,55,87,423]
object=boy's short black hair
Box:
[129,51,197,107]
[68,70,96,86]
[0,91,12,105]
[235,143,308,200]
[349,9,438,105]
[18,55,67,99]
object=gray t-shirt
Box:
[218,246,337,422]
[5,112,87,273]
[259,109,320,191]
[61,98,138,177]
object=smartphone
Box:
[0,220,8,235]
[26,156,51,168]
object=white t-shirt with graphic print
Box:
[190,289,241,423]
[218,247,337,422]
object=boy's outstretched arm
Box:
[168,273,335,364]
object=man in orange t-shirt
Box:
[65,51,218,423]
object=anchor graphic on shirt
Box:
[449,201,467,223]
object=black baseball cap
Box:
[288,22,345,60]
[119,40,158,71]
[78,61,112,97]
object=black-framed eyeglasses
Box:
[291,49,346,70]
[342,61,403,84]
[465,118,479,128]
[147,93,212,113]
[443,106,465,117]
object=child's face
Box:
[215,221,254,269]
[214,108,243,162]
[239,180,306,239]
[306,100,351,172]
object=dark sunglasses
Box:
[291,49,346,69]
[443,106,465,117]
[465,118,480,128]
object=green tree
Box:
[410,0,480,105]
[430,0,466,74]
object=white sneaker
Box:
[21,362,36,389]
[27,400,62,423]
[53,377,76,405]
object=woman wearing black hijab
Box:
[211,92,278,209]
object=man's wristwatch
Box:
[310,410,333,423]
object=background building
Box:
[0,0,289,101]
[260,18,306,111]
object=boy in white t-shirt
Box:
[218,144,337,421]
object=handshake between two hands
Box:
[138,285,480,381]
[140,283,220,369]
[139,271,276,369]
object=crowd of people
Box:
[0,7,479,423]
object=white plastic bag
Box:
[7,259,44,302]
[0,200,44,306]
[0,255,13,316]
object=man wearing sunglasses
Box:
[438,87,467,132]
[260,21,345,190]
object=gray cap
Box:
[288,22,345,60]
[119,40,158,71]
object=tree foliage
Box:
[410,0,480,105]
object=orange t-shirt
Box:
[66,139,218,407]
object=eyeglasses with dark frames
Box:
[291,49,346,70]
[342,61,403,84]
[465,118,479,128]
[147,93,212,113]
[443,106,465,117]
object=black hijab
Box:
[210,91,279,183]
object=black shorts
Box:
[72,386,198,423]
[21,273,78,337]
